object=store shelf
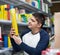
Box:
[0,0,22,6]
[52,1,60,3]
[0,20,52,27]
[0,20,27,26]
[50,36,55,41]
[0,0,49,16]
[43,25,51,28]
[0,20,11,24]
[18,22,28,26]
[0,48,12,53]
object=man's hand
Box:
[10,28,22,45]
[12,35,22,45]
[10,28,15,38]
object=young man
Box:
[10,13,49,55]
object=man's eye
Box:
[31,19,35,22]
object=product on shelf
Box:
[50,16,54,24]
[44,17,50,27]
[25,14,32,21]
[42,48,60,55]
[0,27,2,41]
[31,0,38,8]
[19,9,26,14]
[3,4,8,20]
[56,52,60,55]
[25,0,32,4]
[0,27,3,48]
[42,1,45,12]
[15,7,19,22]
[37,0,41,9]
[21,14,28,23]
[0,5,4,20]
[18,14,22,22]
[8,34,12,48]
[7,4,10,20]
[3,34,8,48]
[45,4,48,13]
[0,4,10,21]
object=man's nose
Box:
[28,19,31,23]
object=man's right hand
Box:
[10,28,22,45]
[10,28,15,38]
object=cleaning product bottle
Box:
[10,6,19,36]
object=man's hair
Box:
[32,13,45,28]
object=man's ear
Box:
[37,23,42,28]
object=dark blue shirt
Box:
[11,29,49,55]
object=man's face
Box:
[28,16,41,29]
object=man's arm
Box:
[10,29,30,52]
[10,38,22,52]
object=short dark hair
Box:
[32,13,45,27]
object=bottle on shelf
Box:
[0,27,3,48]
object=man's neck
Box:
[31,28,41,34]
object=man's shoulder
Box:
[40,29,49,38]
[40,29,48,35]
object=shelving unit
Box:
[0,20,27,26]
[0,0,53,54]
[0,0,53,35]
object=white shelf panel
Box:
[0,20,11,24]
[0,0,23,6]
[0,20,27,26]
[0,48,12,53]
